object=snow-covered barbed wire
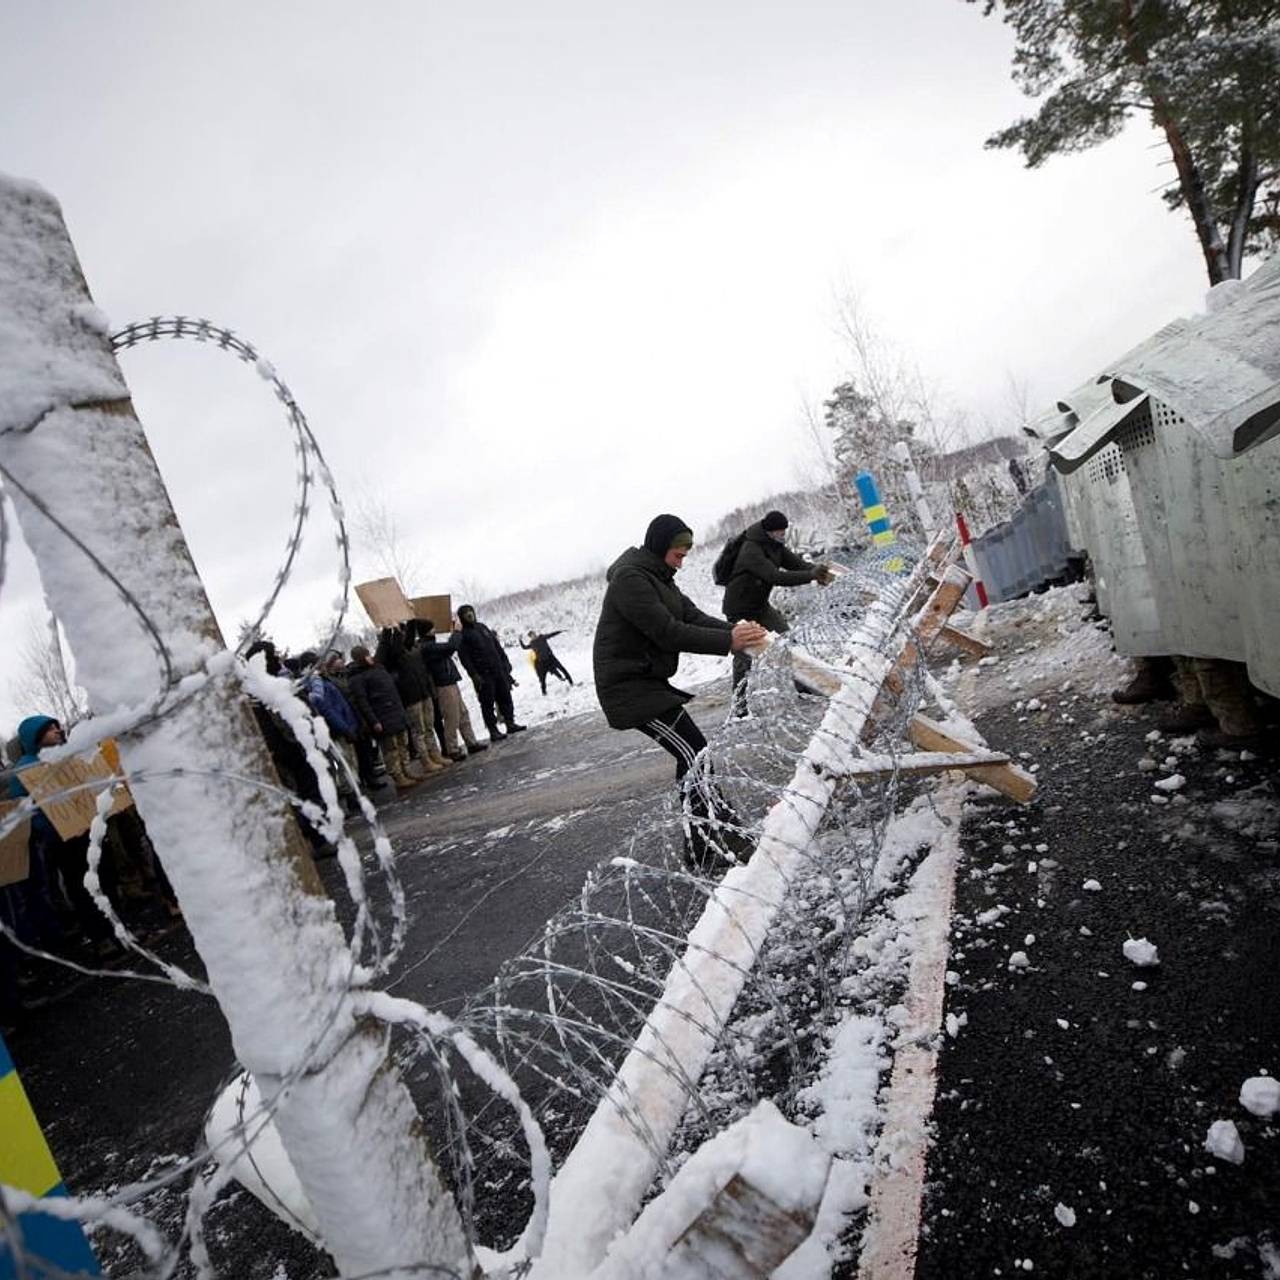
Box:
[377,542,944,1262]
[0,309,947,1278]
[0,319,429,1276]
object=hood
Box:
[744,520,775,545]
[607,546,673,584]
[17,714,57,761]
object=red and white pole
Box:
[955,511,989,609]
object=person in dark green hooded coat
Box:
[593,514,766,870]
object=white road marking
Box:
[857,618,988,1280]
[856,786,963,1280]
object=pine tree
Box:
[823,379,925,536]
[971,0,1280,282]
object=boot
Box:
[465,739,488,753]
[419,756,445,774]
[1156,703,1215,735]
[427,746,452,767]
[1112,657,1175,705]
[405,759,427,780]
[505,722,528,733]
[448,750,468,763]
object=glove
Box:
[814,564,836,586]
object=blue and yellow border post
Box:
[855,470,905,572]
[0,1031,100,1277]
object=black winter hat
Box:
[643,514,694,556]
[762,510,788,532]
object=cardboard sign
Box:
[354,577,414,628]
[410,594,453,633]
[0,800,31,888]
[17,748,133,841]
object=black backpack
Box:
[712,531,747,587]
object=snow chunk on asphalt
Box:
[1240,1075,1280,1118]
[1154,774,1186,793]
[1204,1119,1245,1164]
[1123,938,1160,967]
[1082,879,1102,892]
[1054,1203,1076,1227]
[1008,951,1031,971]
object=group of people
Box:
[0,603,568,1029]
[250,605,533,801]
[2,517,814,1023]
[1,715,181,1029]
[593,510,832,870]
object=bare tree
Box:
[350,484,428,594]
[452,576,488,609]
[8,608,88,730]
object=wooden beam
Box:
[839,748,1012,782]
[862,565,971,743]
[938,624,992,658]
[667,1172,819,1277]
[907,715,1037,803]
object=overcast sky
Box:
[0,0,1219,719]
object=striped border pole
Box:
[0,1031,101,1277]
[954,511,989,609]
[856,469,905,572]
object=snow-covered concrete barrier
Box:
[0,175,472,1279]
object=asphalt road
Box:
[8,688,731,1277]
[915,694,1280,1280]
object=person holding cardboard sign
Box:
[8,716,121,961]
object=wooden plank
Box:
[840,749,1011,781]
[908,714,1037,803]
[409,593,453,632]
[354,577,413,627]
[938,624,992,658]
[16,750,134,840]
[667,1172,819,1277]
[861,565,971,743]
[0,800,31,888]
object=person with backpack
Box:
[594,513,767,871]
[717,510,834,716]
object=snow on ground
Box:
[947,584,1128,715]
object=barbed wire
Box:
[0,317,954,1279]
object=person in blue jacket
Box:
[8,715,119,961]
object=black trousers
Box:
[636,707,743,869]
[475,672,516,734]
[727,603,788,715]
[636,706,707,781]
[536,657,573,695]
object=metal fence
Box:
[968,470,1076,605]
